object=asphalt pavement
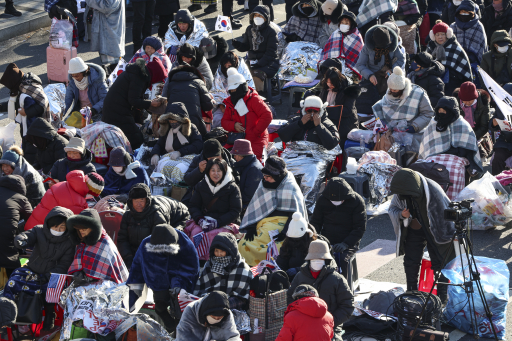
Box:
[0,0,512,339]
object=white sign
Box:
[478,67,512,122]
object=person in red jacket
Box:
[221,67,272,160]
[25,170,104,230]
[276,284,334,341]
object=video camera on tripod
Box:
[443,199,474,224]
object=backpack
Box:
[250,267,290,299]
[408,162,451,191]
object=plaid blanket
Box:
[356,0,399,28]
[373,82,427,122]
[81,122,132,155]
[240,172,308,232]
[419,116,481,170]
[450,21,487,64]
[211,61,255,105]
[420,155,469,200]
[68,230,129,284]
[320,29,364,72]
[395,0,419,16]
[164,18,208,50]
[129,47,173,74]
[20,73,50,121]
[426,38,472,82]
[194,256,253,299]
[284,15,323,43]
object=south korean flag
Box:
[215,15,232,33]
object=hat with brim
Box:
[496,41,511,47]
[305,240,333,260]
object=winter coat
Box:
[407,61,445,108]
[311,177,366,247]
[288,260,354,327]
[481,30,512,86]
[276,297,334,341]
[15,206,74,276]
[163,65,214,136]
[127,231,200,292]
[0,176,33,269]
[355,25,406,81]
[284,1,324,43]
[25,118,68,174]
[453,88,491,140]
[275,226,320,272]
[278,114,340,150]
[65,63,108,114]
[184,148,237,188]
[6,152,45,208]
[236,5,280,78]
[189,172,242,227]
[25,170,89,231]
[442,0,482,25]
[232,155,263,208]
[150,108,203,157]
[84,0,125,58]
[170,52,214,90]
[221,88,273,159]
[482,0,512,43]
[102,166,150,196]
[49,149,96,182]
[155,0,179,16]
[175,293,241,341]
[118,186,190,267]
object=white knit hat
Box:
[68,57,88,74]
[300,96,328,117]
[227,67,246,90]
[286,212,314,238]
[321,0,338,15]
[387,66,406,90]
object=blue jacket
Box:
[65,63,108,114]
[102,166,150,196]
[127,231,200,293]
[232,155,263,208]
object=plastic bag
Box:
[0,122,17,153]
[347,129,374,144]
[392,131,413,146]
[454,172,512,229]
[49,18,73,50]
[442,256,509,339]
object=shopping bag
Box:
[49,18,73,50]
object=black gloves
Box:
[244,227,257,242]
[232,39,242,50]
[285,33,301,43]
[275,232,286,242]
[49,5,69,19]
[332,242,349,254]
[91,107,98,117]
[73,271,95,286]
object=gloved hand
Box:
[286,267,298,278]
[169,151,181,160]
[232,39,242,50]
[169,45,179,55]
[200,217,218,231]
[151,154,160,166]
[275,231,286,242]
[194,216,205,225]
[14,236,27,249]
[91,107,98,118]
[73,271,95,286]
[170,287,181,297]
[332,242,349,254]
[244,227,257,242]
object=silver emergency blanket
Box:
[279,42,322,81]
[43,83,66,128]
[164,18,208,49]
[115,314,173,340]
[359,162,402,204]
[211,60,255,105]
[282,141,342,213]
[232,309,251,334]
[59,280,129,340]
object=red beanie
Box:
[146,57,168,85]
[432,22,449,35]
[459,82,478,101]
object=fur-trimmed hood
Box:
[343,84,361,99]
[145,242,180,254]
[66,208,103,246]
[158,102,192,137]
[168,64,206,84]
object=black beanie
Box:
[203,139,223,159]
[198,291,230,325]
[262,156,287,177]
[180,43,196,59]
[373,26,391,48]
[150,224,179,245]
[413,52,433,69]
[129,183,151,200]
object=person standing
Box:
[4,0,21,16]
[132,0,156,54]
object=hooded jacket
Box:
[25,170,89,230]
[276,297,334,341]
[453,88,491,140]
[482,0,512,42]
[232,154,263,208]
[25,117,68,174]
[175,292,241,341]
[49,148,96,182]
[407,60,446,108]
[102,166,150,196]
[355,25,406,81]
[480,30,512,86]
[318,1,347,47]
[0,175,32,269]
[15,206,74,276]
[65,63,108,115]
[278,113,340,150]
[118,183,190,268]
[171,45,214,90]
[287,260,354,327]
[151,102,203,157]
[310,177,366,248]
[163,65,214,136]
[284,0,324,43]
[206,36,230,78]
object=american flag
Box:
[193,232,210,258]
[266,229,280,262]
[45,273,69,303]
[250,260,280,276]
[178,289,199,312]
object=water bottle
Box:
[359,135,365,151]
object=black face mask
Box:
[229,83,249,105]
[389,89,404,98]
[456,13,472,22]
[435,109,459,132]
[170,122,181,129]
[301,5,314,16]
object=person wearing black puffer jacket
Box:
[170,43,214,90]
[102,59,164,149]
[408,52,445,108]
[117,183,190,268]
[49,137,96,183]
[482,0,512,43]
[310,177,366,276]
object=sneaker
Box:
[187,4,202,11]
[231,18,243,29]
[203,4,217,13]
[4,2,22,16]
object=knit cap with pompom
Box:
[387,66,406,90]
[227,67,246,90]
[286,212,313,238]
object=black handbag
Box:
[16,277,43,324]
[226,115,247,145]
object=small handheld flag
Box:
[215,15,232,33]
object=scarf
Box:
[19,73,50,121]
[165,125,189,153]
[434,109,459,132]
[374,48,391,66]
[460,98,477,128]
[251,25,265,51]
[407,67,429,83]
[210,256,232,275]
[299,5,318,17]
[431,42,447,62]
[230,83,249,105]
[326,90,337,106]
[206,170,233,195]
[74,76,89,91]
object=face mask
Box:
[339,24,350,33]
[113,166,124,173]
[310,259,325,271]
[331,200,343,206]
[389,89,404,98]
[206,316,222,325]
[497,45,509,53]
[453,0,461,5]
[170,122,181,129]
[51,229,65,236]
[254,17,265,26]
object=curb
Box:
[0,12,51,42]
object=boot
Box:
[5,0,22,16]
[203,4,217,13]
[42,304,56,331]
[230,16,242,29]
[187,4,202,11]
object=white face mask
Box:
[310,259,325,271]
[254,17,265,26]
[112,166,124,173]
[453,0,461,5]
[206,316,222,325]
[331,200,344,206]
[339,24,350,33]
[497,45,509,53]
[51,229,65,236]
[459,12,469,15]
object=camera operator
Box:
[388,169,456,302]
